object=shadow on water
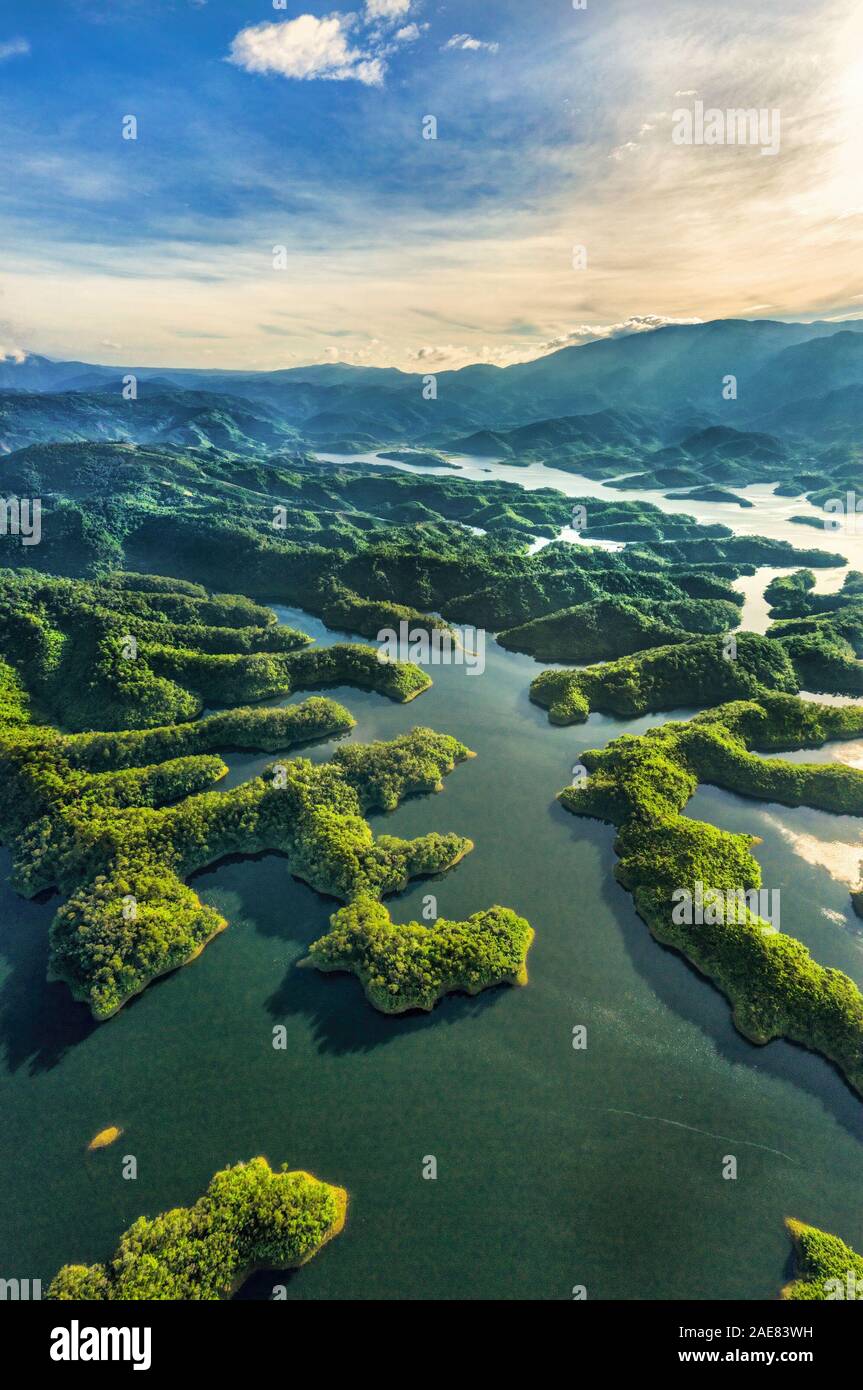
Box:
[189,849,343,941]
[0,916,97,1076]
[553,797,863,1147]
[188,833,508,1058]
[265,958,506,1058]
[0,815,487,1075]
[233,1267,301,1301]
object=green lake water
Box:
[2,470,863,1300]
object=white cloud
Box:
[229,15,384,86]
[404,342,524,369]
[610,141,639,160]
[395,24,422,43]
[10,0,863,371]
[392,316,707,372]
[443,34,500,54]
[0,37,30,62]
[365,0,411,18]
[762,812,863,889]
[537,315,704,353]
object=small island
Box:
[530,632,798,724]
[781,1218,863,1300]
[377,448,459,469]
[304,896,534,1013]
[48,1158,347,1300]
[666,485,754,508]
[87,1126,122,1151]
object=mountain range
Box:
[1,318,862,464]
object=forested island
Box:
[499,594,741,663]
[530,633,798,724]
[304,897,533,1012]
[0,574,528,1019]
[557,691,863,1095]
[782,1218,863,1300]
[48,1158,346,1299]
[530,572,863,723]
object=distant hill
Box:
[0,388,301,455]
[451,408,662,459]
[2,318,862,456]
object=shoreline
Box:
[304,923,535,1015]
[226,1179,349,1296]
[50,917,229,1022]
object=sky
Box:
[1,0,862,371]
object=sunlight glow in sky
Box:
[1,0,861,370]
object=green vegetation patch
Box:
[557,693,863,1096]
[530,633,798,724]
[0,569,431,731]
[765,569,863,695]
[782,1219,863,1300]
[0,657,527,1017]
[0,560,527,1022]
[305,896,533,1013]
[0,721,477,1018]
[48,1158,346,1300]
[499,596,740,664]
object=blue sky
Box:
[1,0,861,369]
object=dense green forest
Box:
[557,692,863,1096]
[306,897,533,1012]
[498,594,741,663]
[48,1158,346,1299]
[0,440,843,643]
[0,607,527,1018]
[0,568,429,731]
[764,569,863,694]
[781,1218,863,1300]
[530,633,799,724]
[530,583,863,724]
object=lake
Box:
[1,469,862,1300]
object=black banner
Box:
[1,1296,856,1374]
